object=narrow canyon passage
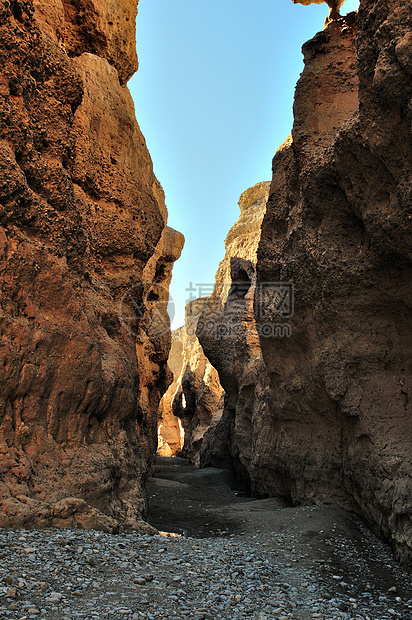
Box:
[146,456,267,537]
[144,456,412,619]
[1,0,411,618]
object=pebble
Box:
[0,525,410,620]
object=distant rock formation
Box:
[158,298,224,465]
[0,0,183,532]
[199,6,412,569]
[157,326,185,457]
[197,181,270,482]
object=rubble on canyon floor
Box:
[1,457,411,620]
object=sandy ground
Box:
[147,457,412,602]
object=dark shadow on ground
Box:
[146,456,412,601]
[146,456,265,537]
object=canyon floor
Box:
[0,457,411,620]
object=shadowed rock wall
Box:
[197,182,270,482]
[0,0,183,531]
[199,6,412,568]
[256,4,412,567]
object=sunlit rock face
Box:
[0,0,182,532]
[255,5,411,568]
[196,182,270,483]
[158,299,224,466]
[292,0,346,21]
[157,326,186,457]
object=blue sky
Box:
[129,0,360,328]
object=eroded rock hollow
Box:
[158,298,224,465]
[0,0,183,532]
[198,6,412,568]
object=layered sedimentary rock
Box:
[0,0,182,531]
[199,5,412,568]
[197,182,270,481]
[159,298,224,465]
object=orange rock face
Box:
[292,0,346,20]
[0,0,182,531]
[157,326,185,457]
[159,298,224,466]
[33,0,139,84]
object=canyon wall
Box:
[197,181,270,482]
[157,325,185,457]
[0,0,183,531]
[159,298,224,465]
[199,5,412,568]
[136,226,184,463]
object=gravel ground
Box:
[0,457,411,620]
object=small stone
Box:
[7,587,18,599]
[134,577,146,585]
[4,576,18,586]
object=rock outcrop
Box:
[159,298,224,465]
[199,5,412,569]
[136,226,185,463]
[0,0,182,531]
[157,326,185,457]
[197,181,270,482]
[293,0,346,21]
